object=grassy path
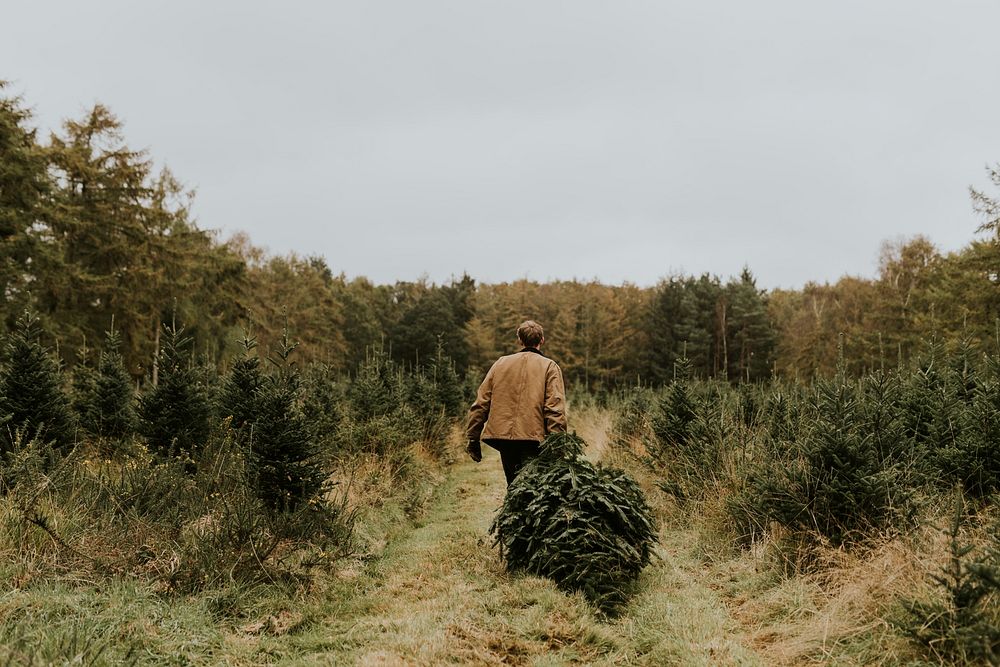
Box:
[290,422,766,665]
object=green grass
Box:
[0,411,939,665]
[277,442,765,666]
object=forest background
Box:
[4,86,1000,387]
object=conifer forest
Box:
[5,85,1000,665]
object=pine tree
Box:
[760,375,904,545]
[650,356,697,454]
[301,361,346,449]
[348,344,402,420]
[0,311,76,450]
[939,353,1000,497]
[72,346,100,435]
[250,327,325,510]
[0,84,52,329]
[138,319,211,459]
[725,267,777,382]
[428,337,464,416]
[216,332,264,433]
[75,323,136,439]
[647,356,717,499]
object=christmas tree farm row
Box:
[0,309,467,594]
[613,340,1000,662]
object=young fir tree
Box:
[940,353,1000,497]
[71,344,100,434]
[348,344,402,421]
[428,337,464,417]
[216,332,264,433]
[138,319,211,459]
[769,375,902,545]
[75,323,136,439]
[250,328,325,510]
[0,311,76,450]
[649,355,697,455]
[301,361,345,448]
[648,356,716,499]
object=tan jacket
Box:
[466,349,567,442]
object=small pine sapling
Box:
[348,344,403,421]
[301,361,345,449]
[139,318,212,461]
[939,353,1000,498]
[0,311,76,451]
[76,322,136,440]
[216,332,264,433]
[429,337,464,417]
[71,345,100,436]
[250,326,325,511]
[647,356,716,499]
[899,499,1000,664]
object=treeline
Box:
[771,225,1000,377]
[3,84,999,387]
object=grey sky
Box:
[5,1,999,289]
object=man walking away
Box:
[466,320,567,485]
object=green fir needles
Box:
[490,432,657,613]
[0,311,76,451]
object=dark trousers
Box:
[484,439,541,486]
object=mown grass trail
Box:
[293,421,765,666]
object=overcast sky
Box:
[4,1,999,289]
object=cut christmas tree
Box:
[490,432,657,613]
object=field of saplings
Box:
[611,343,1000,664]
[0,310,472,663]
[4,305,1000,664]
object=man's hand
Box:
[467,440,482,463]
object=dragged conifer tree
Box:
[491,432,657,613]
[250,328,325,510]
[139,319,211,460]
[0,311,76,451]
[74,323,136,440]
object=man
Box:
[466,320,567,485]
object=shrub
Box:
[490,432,657,613]
[0,425,353,594]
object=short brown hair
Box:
[517,320,544,347]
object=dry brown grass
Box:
[598,407,993,666]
